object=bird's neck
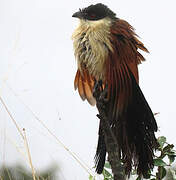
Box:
[72,18,114,80]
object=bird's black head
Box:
[72,3,116,21]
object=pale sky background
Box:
[0,0,176,179]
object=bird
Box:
[72,3,158,177]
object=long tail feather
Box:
[95,132,106,174]
[94,68,158,177]
[113,69,158,177]
[123,69,158,176]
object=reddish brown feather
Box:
[78,72,86,101]
[112,68,118,117]
[104,19,149,114]
[133,36,149,53]
[74,69,96,105]
[83,70,96,105]
[127,61,139,83]
[74,70,80,90]
[118,64,129,112]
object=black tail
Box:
[121,70,158,176]
[94,70,158,177]
[95,121,106,174]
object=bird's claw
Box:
[93,80,108,110]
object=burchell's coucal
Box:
[72,3,158,177]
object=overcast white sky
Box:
[0,0,176,179]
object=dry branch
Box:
[93,80,126,180]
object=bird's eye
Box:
[89,14,96,19]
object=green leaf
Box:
[131,169,137,175]
[168,155,176,164]
[154,158,167,166]
[159,166,167,179]
[163,144,174,153]
[165,151,176,156]
[136,176,142,180]
[89,175,95,180]
[103,169,112,178]
[158,136,166,148]
[143,169,151,179]
[104,162,111,169]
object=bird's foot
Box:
[93,80,108,110]
[93,80,103,98]
[99,86,108,103]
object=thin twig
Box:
[0,95,24,139]
[2,118,7,167]
[23,128,36,180]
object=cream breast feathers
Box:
[72,17,114,80]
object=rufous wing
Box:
[105,19,149,115]
[74,69,96,106]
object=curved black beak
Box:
[72,11,83,18]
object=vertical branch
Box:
[93,81,126,180]
[23,129,36,180]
